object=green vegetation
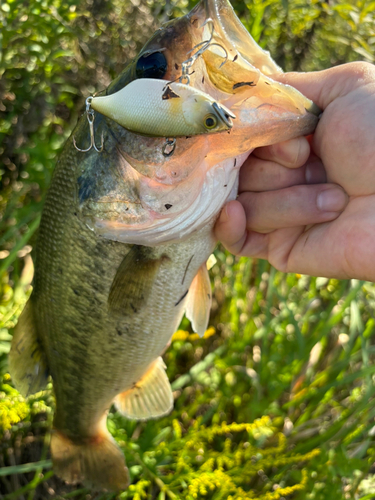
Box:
[1,0,375,498]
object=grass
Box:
[1,250,375,498]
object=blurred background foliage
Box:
[1,0,375,498]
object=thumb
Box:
[272,62,375,110]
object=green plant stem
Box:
[3,470,54,500]
[27,431,52,500]
[64,489,91,498]
[0,460,52,477]
[135,454,177,500]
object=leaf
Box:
[0,460,52,476]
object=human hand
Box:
[215,62,375,281]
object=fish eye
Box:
[136,51,168,79]
[204,114,218,130]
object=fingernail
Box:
[317,188,348,212]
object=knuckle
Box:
[348,61,375,82]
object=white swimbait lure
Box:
[90,78,236,137]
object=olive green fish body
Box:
[34,141,215,439]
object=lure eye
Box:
[136,51,168,79]
[204,114,218,130]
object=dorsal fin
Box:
[114,357,173,420]
[185,263,212,337]
[9,300,49,397]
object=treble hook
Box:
[180,19,228,85]
[73,97,104,153]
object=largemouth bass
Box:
[9,0,320,491]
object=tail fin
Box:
[51,428,129,491]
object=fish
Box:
[8,0,320,492]
[90,79,236,137]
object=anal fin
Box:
[115,357,173,420]
[185,263,212,337]
[9,300,49,397]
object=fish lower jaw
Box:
[90,151,251,246]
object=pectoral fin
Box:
[8,301,48,397]
[185,264,212,337]
[108,246,169,315]
[115,357,173,420]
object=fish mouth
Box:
[80,0,321,246]
[106,0,320,146]
[193,0,282,76]
[182,0,320,146]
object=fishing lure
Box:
[73,23,234,156]
[89,79,235,137]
